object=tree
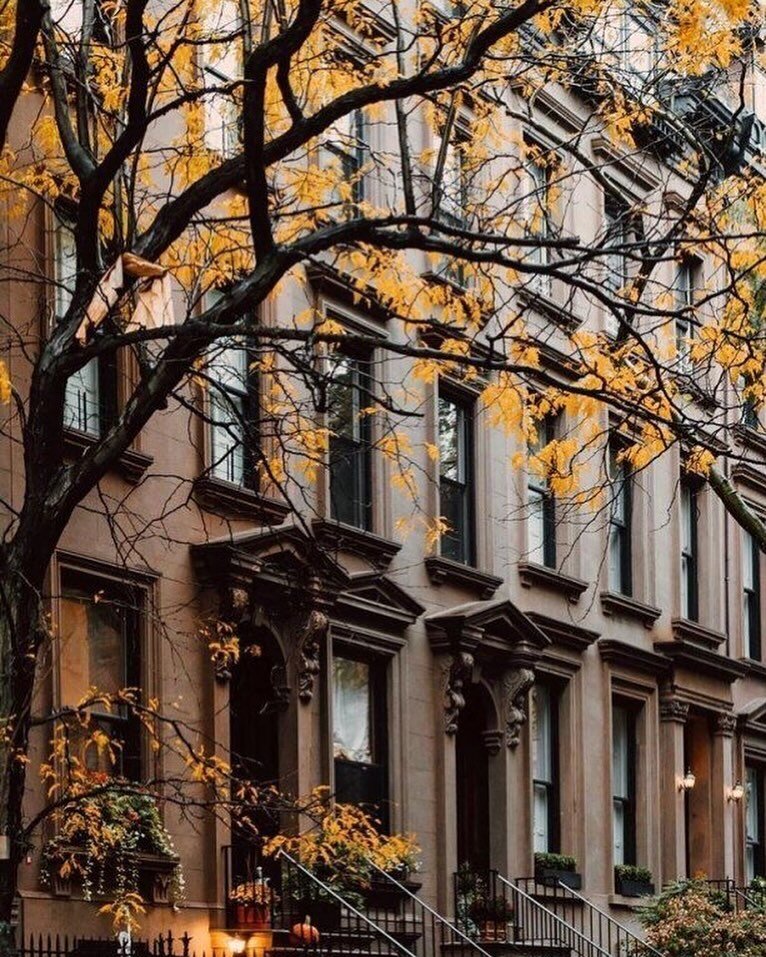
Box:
[0,0,764,943]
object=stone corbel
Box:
[504,667,535,748]
[659,696,690,724]
[296,607,329,703]
[444,650,475,735]
[714,711,738,737]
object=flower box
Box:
[614,867,655,898]
[534,867,582,890]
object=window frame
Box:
[206,339,260,489]
[528,415,557,568]
[608,442,632,596]
[675,255,702,373]
[612,701,637,868]
[531,681,560,854]
[680,480,699,621]
[525,143,554,294]
[746,764,765,882]
[322,108,370,207]
[743,529,762,660]
[327,345,374,530]
[437,385,476,566]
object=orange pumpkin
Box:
[290,916,320,946]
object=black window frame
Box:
[746,764,766,881]
[60,568,144,782]
[604,192,631,296]
[612,700,638,868]
[207,335,261,490]
[332,649,390,831]
[528,415,557,568]
[675,255,702,371]
[327,346,374,531]
[680,479,699,621]
[608,441,632,596]
[531,680,561,854]
[323,108,369,209]
[744,530,762,660]
[438,386,475,566]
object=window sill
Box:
[742,657,766,680]
[607,894,644,911]
[193,475,291,524]
[518,561,589,603]
[63,427,153,485]
[671,617,726,651]
[425,555,503,599]
[514,285,582,332]
[312,519,401,569]
[600,591,661,629]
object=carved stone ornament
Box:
[445,650,474,735]
[504,668,535,748]
[659,698,690,723]
[297,607,329,703]
[715,711,738,737]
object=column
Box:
[711,711,738,880]
[659,696,689,882]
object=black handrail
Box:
[366,861,494,957]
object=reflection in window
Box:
[438,392,474,565]
[59,571,142,780]
[328,352,372,529]
[531,684,559,853]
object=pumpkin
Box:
[290,916,320,946]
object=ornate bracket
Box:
[445,650,474,735]
[297,607,329,703]
[659,697,690,724]
[504,667,535,748]
[715,711,738,737]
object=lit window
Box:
[438,391,474,565]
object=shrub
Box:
[614,864,653,885]
[534,852,577,872]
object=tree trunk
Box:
[0,552,48,955]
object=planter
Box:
[233,902,271,928]
[295,898,342,930]
[615,877,655,898]
[363,875,423,910]
[535,867,582,890]
[478,919,508,942]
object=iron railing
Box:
[366,861,493,957]
[699,878,762,913]
[515,879,662,957]
[276,849,418,957]
[17,931,200,957]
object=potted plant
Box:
[534,852,582,890]
[468,895,514,942]
[229,877,276,929]
[614,864,655,898]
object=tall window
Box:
[434,132,469,286]
[531,683,559,853]
[322,110,369,208]
[608,443,632,595]
[333,654,389,829]
[438,391,474,565]
[202,0,241,158]
[680,481,698,621]
[612,703,636,867]
[328,351,372,529]
[676,257,701,373]
[528,417,556,567]
[208,341,258,487]
[59,570,143,780]
[746,765,764,882]
[743,530,761,659]
[54,220,111,436]
[604,194,632,337]
[527,153,552,293]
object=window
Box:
[680,481,698,621]
[54,220,115,436]
[321,110,369,208]
[604,194,630,295]
[612,703,636,867]
[433,131,469,286]
[743,530,761,659]
[328,350,372,529]
[608,443,632,595]
[746,765,765,882]
[208,341,258,487]
[526,154,552,293]
[438,390,474,565]
[333,654,389,829]
[59,570,143,780]
[742,395,760,429]
[531,683,559,853]
[202,0,241,158]
[528,417,556,567]
[676,257,701,373]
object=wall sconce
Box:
[678,768,696,792]
[727,781,745,803]
[227,936,246,955]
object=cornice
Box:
[518,561,589,603]
[731,462,766,497]
[526,611,600,653]
[670,617,726,651]
[63,428,153,485]
[424,556,503,599]
[598,638,671,677]
[193,476,291,525]
[312,519,401,570]
[654,639,749,683]
[515,285,583,333]
[600,592,662,629]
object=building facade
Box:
[3,1,766,952]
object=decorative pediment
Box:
[740,697,766,737]
[335,572,424,633]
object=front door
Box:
[456,683,491,872]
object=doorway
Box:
[456,682,492,872]
[684,713,714,877]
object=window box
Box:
[534,853,581,890]
[44,846,180,905]
[614,866,654,898]
[362,874,422,910]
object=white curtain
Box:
[333,657,371,763]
